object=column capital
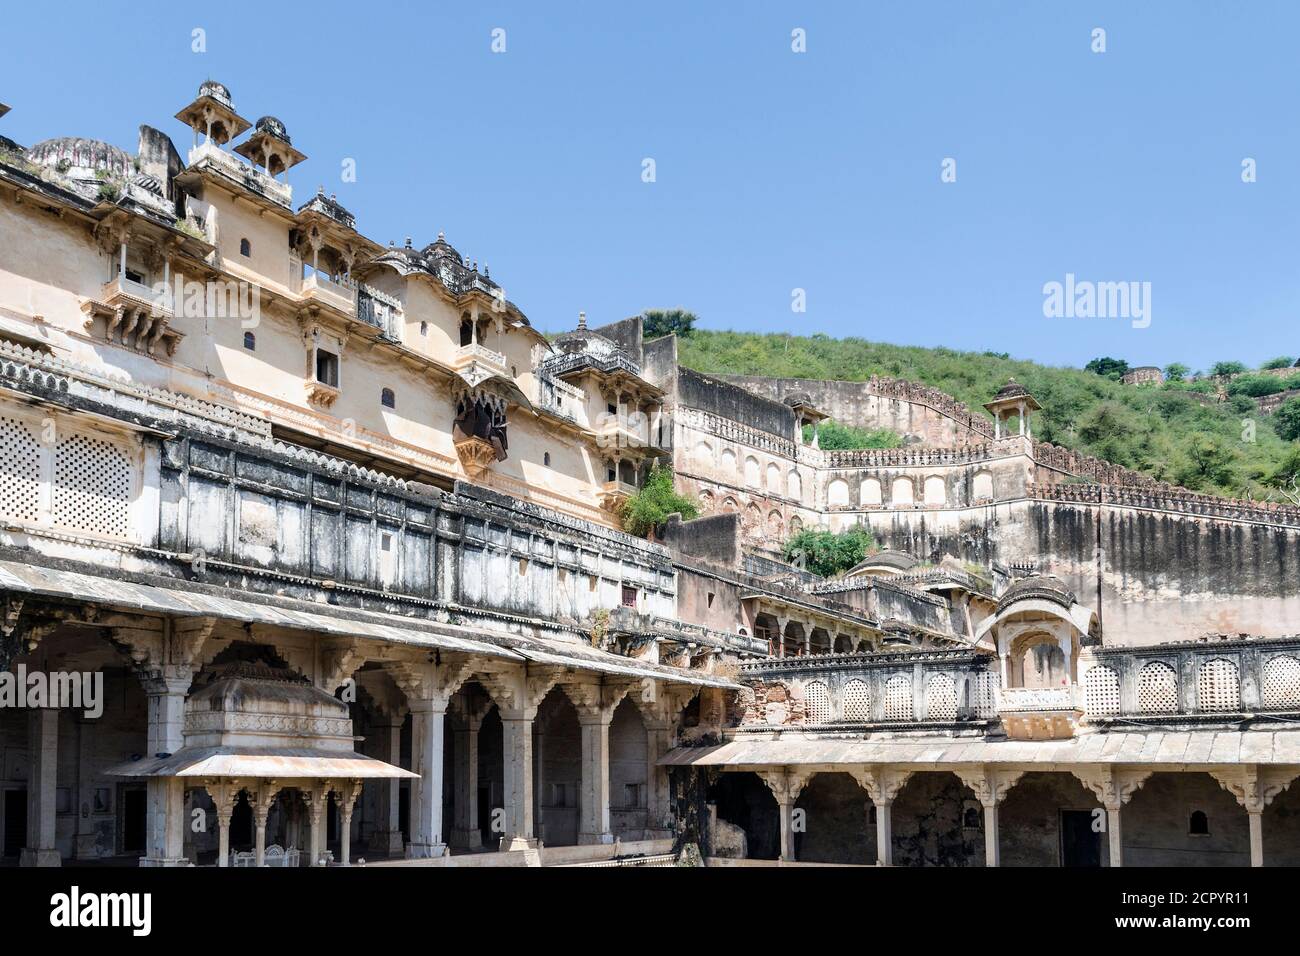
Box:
[385,656,475,710]
[565,680,635,722]
[757,768,812,805]
[1071,766,1152,810]
[849,766,912,806]
[1211,765,1299,814]
[954,767,1025,808]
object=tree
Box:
[1175,436,1239,491]
[1262,355,1295,370]
[782,526,877,578]
[804,420,902,449]
[1164,362,1189,382]
[620,466,698,538]
[1275,396,1300,442]
[1210,361,1248,377]
[641,309,698,340]
[1084,357,1129,380]
[1266,446,1300,504]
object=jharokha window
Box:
[315,349,339,388]
[452,391,509,461]
[380,387,395,409]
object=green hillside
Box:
[674,328,1300,500]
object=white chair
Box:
[231,851,256,868]
[264,845,285,867]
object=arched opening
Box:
[1010,632,1069,688]
[475,705,505,848]
[891,477,914,505]
[535,686,581,847]
[891,772,984,866]
[998,772,1103,866]
[808,626,832,655]
[609,698,648,839]
[709,772,780,860]
[861,476,882,505]
[1124,773,1247,866]
[827,478,849,507]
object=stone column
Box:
[1211,766,1298,868]
[499,708,537,851]
[644,718,675,836]
[577,709,614,845]
[450,713,483,849]
[20,708,60,867]
[204,780,239,869]
[533,724,546,845]
[369,714,406,856]
[304,784,331,866]
[956,768,1024,867]
[852,767,913,867]
[758,770,811,862]
[338,780,362,866]
[1073,767,1153,868]
[141,675,191,867]
[408,697,449,858]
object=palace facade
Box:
[0,82,1298,868]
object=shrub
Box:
[1226,375,1286,398]
[782,525,877,578]
[1210,361,1248,377]
[1275,397,1300,442]
[1262,356,1295,370]
[641,309,697,340]
[621,466,698,538]
[804,420,902,449]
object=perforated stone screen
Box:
[971,671,999,718]
[0,415,42,522]
[926,673,957,721]
[1263,656,1300,709]
[52,432,132,538]
[1196,658,1240,713]
[1137,661,1178,714]
[842,678,870,721]
[1084,664,1120,716]
[883,674,913,721]
[804,680,831,724]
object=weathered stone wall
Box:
[793,772,875,864]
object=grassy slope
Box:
[675,329,1294,498]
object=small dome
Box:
[782,391,815,408]
[199,80,234,109]
[255,115,291,144]
[26,137,133,181]
[993,378,1032,401]
[422,233,461,261]
[996,573,1076,613]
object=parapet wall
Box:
[713,375,994,445]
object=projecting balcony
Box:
[300,273,357,316]
[187,141,291,208]
[454,342,510,377]
[597,416,652,451]
[100,274,173,317]
[598,479,639,515]
[995,685,1083,740]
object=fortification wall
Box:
[714,375,992,446]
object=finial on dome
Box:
[577,311,587,330]
[404,236,412,249]
[437,231,445,241]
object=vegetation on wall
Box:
[621,466,699,538]
[781,525,877,578]
[641,309,698,340]
[674,328,1299,499]
[803,419,902,449]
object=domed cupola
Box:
[235,113,306,177]
[26,137,134,183]
[175,80,251,147]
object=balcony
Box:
[996,685,1083,740]
[355,285,402,341]
[454,342,510,377]
[100,274,172,316]
[300,273,356,316]
[597,415,652,452]
[599,479,638,514]
[187,142,291,208]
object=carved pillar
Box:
[569,682,634,846]
[758,769,811,862]
[1212,765,1299,867]
[20,708,60,867]
[450,702,484,849]
[851,767,913,866]
[955,768,1024,868]
[204,779,239,869]
[370,713,406,856]
[337,779,363,866]
[1072,766,1153,867]
[246,780,281,867]
[303,783,331,866]
[644,717,675,835]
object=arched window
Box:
[787,470,802,501]
[891,476,914,505]
[765,462,781,491]
[804,680,830,724]
[380,387,395,409]
[419,320,428,336]
[789,515,803,535]
[698,489,714,512]
[926,673,957,721]
[1137,661,1178,714]
[242,331,256,351]
[1262,655,1300,709]
[767,510,783,538]
[842,679,870,721]
[883,674,914,721]
[861,477,882,506]
[720,448,737,473]
[239,237,251,257]
[693,441,713,466]
[827,478,849,506]
[923,475,946,505]
[744,456,760,488]
[1189,810,1209,835]
[1084,665,1120,716]
[543,452,551,467]
[1196,658,1240,712]
[973,471,994,500]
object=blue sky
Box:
[2,1,1297,372]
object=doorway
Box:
[2,789,26,857]
[1060,809,1102,866]
[120,786,147,855]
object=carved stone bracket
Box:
[1070,767,1153,810]
[562,679,636,722]
[1211,765,1300,813]
[319,639,368,693]
[848,766,914,806]
[757,768,813,805]
[115,617,216,693]
[954,768,1026,808]
[454,436,498,480]
[385,657,476,710]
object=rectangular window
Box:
[315,349,339,387]
[621,585,637,609]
